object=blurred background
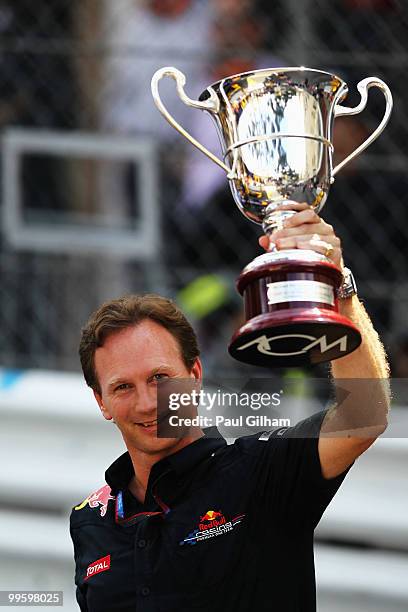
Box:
[0,0,407,610]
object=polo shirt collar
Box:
[105,427,227,492]
[166,427,226,475]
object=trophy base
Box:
[229,309,361,367]
[228,249,362,367]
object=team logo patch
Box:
[74,485,115,517]
[179,509,245,546]
[85,554,111,580]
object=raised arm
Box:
[259,202,390,479]
[319,294,390,478]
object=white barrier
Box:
[0,369,125,510]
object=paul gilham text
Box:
[168,415,291,428]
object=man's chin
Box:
[125,431,185,455]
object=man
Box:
[70,203,389,612]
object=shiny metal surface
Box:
[152,66,392,230]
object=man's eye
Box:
[151,373,169,382]
[115,383,131,391]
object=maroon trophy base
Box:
[228,251,362,367]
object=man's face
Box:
[93,319,202,456]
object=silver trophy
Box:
[151,66,393,367]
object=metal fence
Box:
[0,0,407,376]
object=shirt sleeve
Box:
[242,409,353,528]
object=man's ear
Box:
[93,389,113,421]
[190,357,203,382]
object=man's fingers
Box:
[282,208,320,226]
[292,237,342,266]
[258,235,270,250]
[258,203,341,261]
[259,234,342,266]
[275,234,337,249]
[258,229,340,250]
[273,223,335,238]
[274,236,301,250]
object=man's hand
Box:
[258,201,343,269]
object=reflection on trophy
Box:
[151,67,393,367]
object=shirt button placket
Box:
[134,524,156,611]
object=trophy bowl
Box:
[151,66,392,367]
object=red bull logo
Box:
[179,509,246,545]
[75,485,115,517]
[199,509,226,531]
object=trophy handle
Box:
[332,77,393,177]
[151,67,234,176]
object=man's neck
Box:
[127,430,204,503]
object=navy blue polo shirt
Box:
[70,411,352,611]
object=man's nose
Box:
[134,385,157,415]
